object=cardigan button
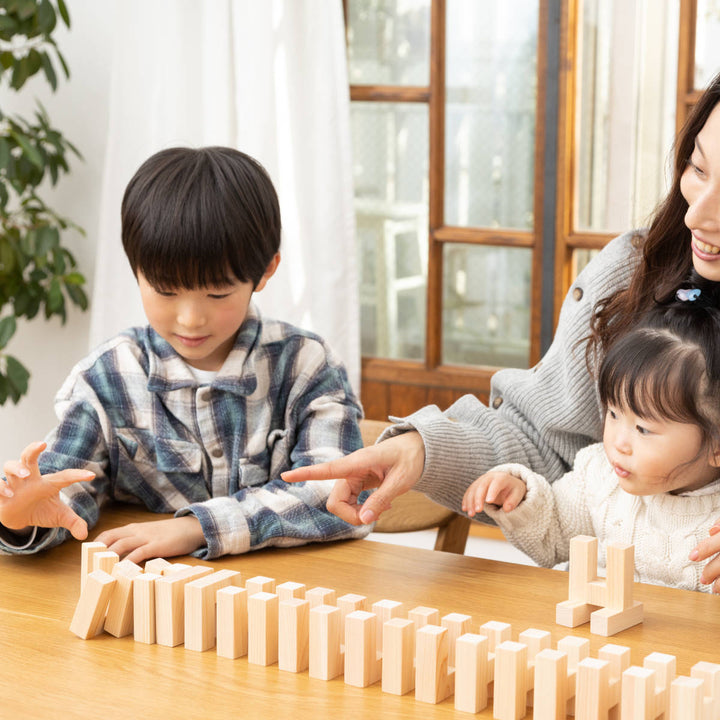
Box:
[492,396,503,409]
[572,286,584,301]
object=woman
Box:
[283,71,720,590]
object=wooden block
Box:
[245,575,275,596]
[643,652,676,718]
[415,625,453,704]
[247,591,279,666]
[382,618,415,696]
[306,586,336,608]
[69,569,116,639]
[278,598,309,673]
[590,600,644,636]
[276,581,306,602]
[478,620,512,652]
[533,649,569,720]
[144,557,173,575]
[557,635,591,670]
[605,543,635,610]
[621,666,657,720]
[518,628,552,706]
[165,563,192,575]
[441,612,471,668]
[104,559,143,637]
[155,565,213,647]
[92,550,119,577]
[494,641,528,720]
[184,569,241,652]
[587,579,607,607]
[576,657,611,719]
[568,535,598,602]
[309,605,342,680]
[80,541,107,591]
[556,599,594,628]
[691,661,720,712]
[337,593,367,630]
[216,586,248,659]
[669,676,705,719]
[454,633,489,713]
[133,572,162,644]
[408,606,440,629]
[372,599,403,650]
[344,610,381,688]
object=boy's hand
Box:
[1,441,94,540]
[95,516,205,564]
[462,470,527,517]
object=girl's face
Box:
[681,103,720,282]
[603,405,720,495]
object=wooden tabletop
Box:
[2,505,719,719]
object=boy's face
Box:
[137,254,279,371]
[603,405,720,495]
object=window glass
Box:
[695,0,720,89]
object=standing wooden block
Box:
[669,676,706,719]
[415,625,453,704]
[598,643,629,711]
[408,606,440,629]
[493,640,528,720]
[344,610,381,688]
[382,618,415,696]
[134,572,162,644]
[277,581,306,602]
[533,649,569,720]
[185,569,241,652]
[479,620,512,652]
[441,612,471,668]
[278,598,309,673]
[557,635,590,715]
[104,559,143,637]
[80,541,107,591]
[644,651,676,717]
[337,593,367,631]
[309,605,342,680]
[306,586,336,608]
[92,550,119,577]
[245,575,275,596]
[144,557,173,575]
[620,666,657,720]
[518,628,552,706]
[575,657,611,720]
[372,599,403,650]
[69,569,116,639]
[247,591,279,666]
[155,565,213,647]
[216,586,248,659]
[691,660,720,716]
[454,633,489,714]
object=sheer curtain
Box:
[89,0,359,388]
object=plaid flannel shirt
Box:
[0,304,369,558]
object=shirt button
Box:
[631,233,644,249]
[198,389,211,403]
[572,286,584,301]
[492,396,503,409]
[211,447,223,458]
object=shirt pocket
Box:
[116,429,203,473]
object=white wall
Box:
[0,1,114,460]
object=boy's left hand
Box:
[95,515,205,563]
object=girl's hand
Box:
[690,520,720,592]
[462,470,526,517]
[1,442,93,540]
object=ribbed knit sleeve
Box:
[382,231,642,513]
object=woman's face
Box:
[681,102,720,282]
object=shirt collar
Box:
[145,302,262,396]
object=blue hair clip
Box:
[676,287,701,302]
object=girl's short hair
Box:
[121,147,281,289]
[599,289,720,448]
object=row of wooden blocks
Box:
[71,542,719,719]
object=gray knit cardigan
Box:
[384,230,643,514]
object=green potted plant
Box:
[0,0,87,405]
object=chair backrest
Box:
[359,419,470,554]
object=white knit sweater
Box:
[483,443,720,593]
[384,230,643,513]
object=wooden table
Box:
[2,505,719,719]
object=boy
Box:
[0,147,369,561]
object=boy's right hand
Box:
[1,441,94,541]
[462,470,527,517]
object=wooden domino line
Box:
[70,540,720,719]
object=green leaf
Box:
[5,355,30,402]
[40,51,57,91]
[36,225,59,255]
[10,55,29,90]
[37,0,57,34]
[65,282,88,311]
[63,271,84,285]
[0,316,17,349]
[9,130,44,169]
[0,51,14,70]
[57,0,71,28]
[46,276,64,314]
[0,137,10,168]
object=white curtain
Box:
[89,0,359,389]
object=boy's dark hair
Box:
[598,284,720,450]
[122,147,281,289]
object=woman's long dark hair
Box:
[587,71,720,363]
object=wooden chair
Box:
[359,419,471,554]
